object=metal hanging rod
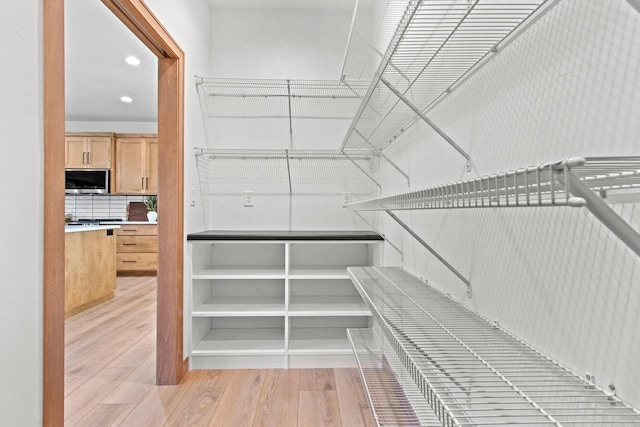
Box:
[196,76,370,151]
[340,0,547,154]
[347,156,640,258]
[194,148,376,160]
[349,267,640,426]
[206,93,362,100]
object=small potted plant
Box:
[144,195,158,223]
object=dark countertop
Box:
[187,230,384,241]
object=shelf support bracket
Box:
[355,129,410,187]
[385,210,471,297]
[564,171,640,258]
[343,151,382,189]
[285,149,293,194]
[354,30,412,84]
[287,79,293,149]
[341,77,382,118]
[380,77,472,170]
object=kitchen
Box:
[63,0,160,318]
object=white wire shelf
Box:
[340,0,548,154]
[348,328,444,426]
[196,77,370,150]
[347,156,640,258]
[347,157,640,210]
[349,267,640,426]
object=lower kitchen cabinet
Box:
[116,224,157,274]
[187,230,384,370]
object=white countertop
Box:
[65,225,121,234]
[100,221,156,225]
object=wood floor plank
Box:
[252,369,300,427]
[65,367,135,426]
[108,330,155,368]
[72,403,136,427]
[298,391,342,427]
[164,370,234,427]
[334,368,375,427]
[208,370,267,427]
[65,328,152,397]
[101,353,156,404]
[117,385,181,427]
[299,368,336,391]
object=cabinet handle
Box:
[123,243,137,246]
[146,177,149,189]
[122,229,138,232]
[122,260,137,263]
[141,177,144,189]
[82,152,86,164]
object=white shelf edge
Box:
[191,349,286,356]
[287,274,350,280]
[192,311,286,317]
[288,348,354,355]
[287,310,371,317]
[193,274,286,280]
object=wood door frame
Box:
[44,1,185,424]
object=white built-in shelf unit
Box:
[188,230,383,369]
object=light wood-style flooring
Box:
[65,276,375,426]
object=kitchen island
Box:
[65,225,119,318]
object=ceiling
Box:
[65,0,158,122]
[65,0,356,123]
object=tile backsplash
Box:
[65,195,156,220]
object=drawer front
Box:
[117,253,157,271]
[117,236,157,253]
[118,224,158,236]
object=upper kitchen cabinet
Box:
[115,134,158,194]
[65,133,114,169]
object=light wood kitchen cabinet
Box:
[65,133,114,169]
[114,134,158,194]
[116,224,157,274]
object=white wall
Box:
[65,120,157,134]
[204,6,371,231]
[0,1,43,425]
[210,7,353,79]
[377,0,640,408]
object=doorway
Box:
[44,0,185,424]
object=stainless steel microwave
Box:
[65,169,110,194]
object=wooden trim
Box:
[156,55,185,384]
[45,0,186,422]
[100,0,184,58]
[102,0,185,386]
[43,0,66,425]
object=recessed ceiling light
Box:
[120,96,133,103]
[124,56,141,66]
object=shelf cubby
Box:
[191,316,285,356]
[192,279,285,317]
[289,242,370,278]
[288,316,369,355]
[192,242,285,279]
